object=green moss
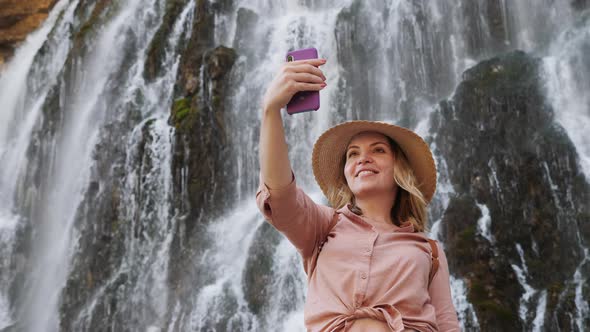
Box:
[477,300,516,321]
[469,280,487,299]
[145,118,157,127]
[526,257,544,275]
[459,225,476,242]
[211,95,222,109]
[173,98,190,112]
[170,97,198,130]
[175,107,190,122]
[468,280,518,322]
[454,224,477,258]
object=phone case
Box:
[286,48,320,115]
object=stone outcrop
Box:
[144,0,190,81]
[55,0,239,329]
[163,0,238,329]
[243,222,283,318]
[431,51,590,330]
[0,0,58,66]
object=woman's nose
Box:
[357,153,373,164]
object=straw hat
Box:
[312,120,437,204]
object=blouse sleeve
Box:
[428,243,461,331]
[255,172,335,262]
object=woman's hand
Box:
[258,58,326,189]
[262,58,327,113]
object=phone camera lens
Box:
[287,55,294,62]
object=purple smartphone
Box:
[286,47,320,115]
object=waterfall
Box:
[0,0,588,331]
[543,10,590,331]
[0,0,75,328]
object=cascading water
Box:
[0,0,76,328]
[0,0,588,331]
[1,0,191,330]
[543,11,590,331]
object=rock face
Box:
[333,0,457,127]
[56,0,239,329]
[0,0,58,66]
[431,51,590,330]
[242,222,282,317]
[162,0,238,329]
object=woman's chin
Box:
[351,185,394,198]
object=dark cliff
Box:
[431,51,590,331]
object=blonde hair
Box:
[326,136,428,232]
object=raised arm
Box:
[259,58,327,189]
[256,58,334,264]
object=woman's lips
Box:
[356,169,378,177]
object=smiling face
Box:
[343,131,397,198]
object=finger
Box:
[286,63,326,81]
[288,58,327,66]
[286,72,325,84]
[294,81,326,92]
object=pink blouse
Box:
[256,176,460,332]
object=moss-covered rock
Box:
[441,194,521,329]
[164,1,239,327]
[431,50,590,330]
[170,97,195,128]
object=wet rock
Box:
[431,50,590,330]
[72,0,112,49]
[460,0,512,59]
[169,44,237,225]
[333,0,375,121]
[232,7,258,55]
[334,1,455,127]
[0,0,58,66]
[243,222,283,317]
[571,0,590,11]
[165,0,238,326]
[144,0,190,81]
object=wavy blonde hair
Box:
[326,135,428,232]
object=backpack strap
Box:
[427,239,439,286]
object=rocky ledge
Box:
[0,0,58,66]
[431,51,590,330]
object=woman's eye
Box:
[375,147,385,153]
[348,151,357,158]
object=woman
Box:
[257,57,460,331]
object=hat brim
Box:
[312,120,437,205]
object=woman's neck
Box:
[354,188,397,225]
